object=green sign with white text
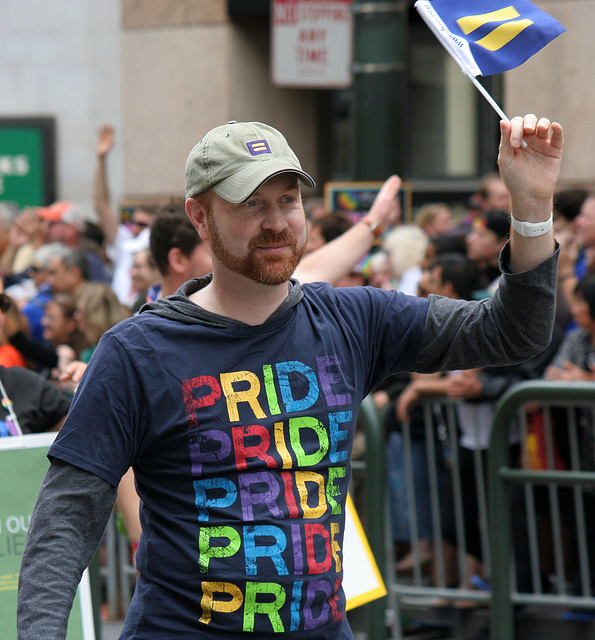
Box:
[0,119,55,208]
[0,434,94,639]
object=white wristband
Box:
[510,213,553,237]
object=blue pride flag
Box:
[415,0,565,76]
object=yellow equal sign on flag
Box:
[457,6,534,52]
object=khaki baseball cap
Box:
[185,121,315,203]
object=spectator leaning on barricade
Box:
[509,273,595,606]
[396,246,568,605]
[392,253,480,583]
[541,273,595,604]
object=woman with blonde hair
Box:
[382,225,430,295]
[415,202,454,238]
[76,282,130,362]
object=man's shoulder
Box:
[104,309,168,342]
[301,281,409,305]
[300,281,373,308]
[300,282,427,323]
[301,280,334,296]
[301,281,380,298]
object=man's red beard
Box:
[206,212,305,285]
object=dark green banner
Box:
[0,119,55,208]
[0,434,93,639]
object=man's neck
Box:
[188,271,291,326]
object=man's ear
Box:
[186,198,210,241]
[167,247,189,275]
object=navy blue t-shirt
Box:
[49,282,429,639]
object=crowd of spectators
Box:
[357,177,595,610]
[293,174,595,610]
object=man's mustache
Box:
[249,229,297,249]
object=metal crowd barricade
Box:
[379,380,595,640]
[387,393,493,637]
[100,513,120,620]
[351,394,390,640]
[100,511,137,620]
[489,380,595,640]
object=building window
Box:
[407,20,500,180]
[409,34,477,177]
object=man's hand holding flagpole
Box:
[499,114,563,271]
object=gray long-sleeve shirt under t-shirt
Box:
[17,244,559,640]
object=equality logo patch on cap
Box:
[247,139,272,156]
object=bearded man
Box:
[18,117,562,640]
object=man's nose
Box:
[261,205,287,232]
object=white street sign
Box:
[272,0,353,88]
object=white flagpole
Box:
[464,70,527,146]
[467,73,509,122]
